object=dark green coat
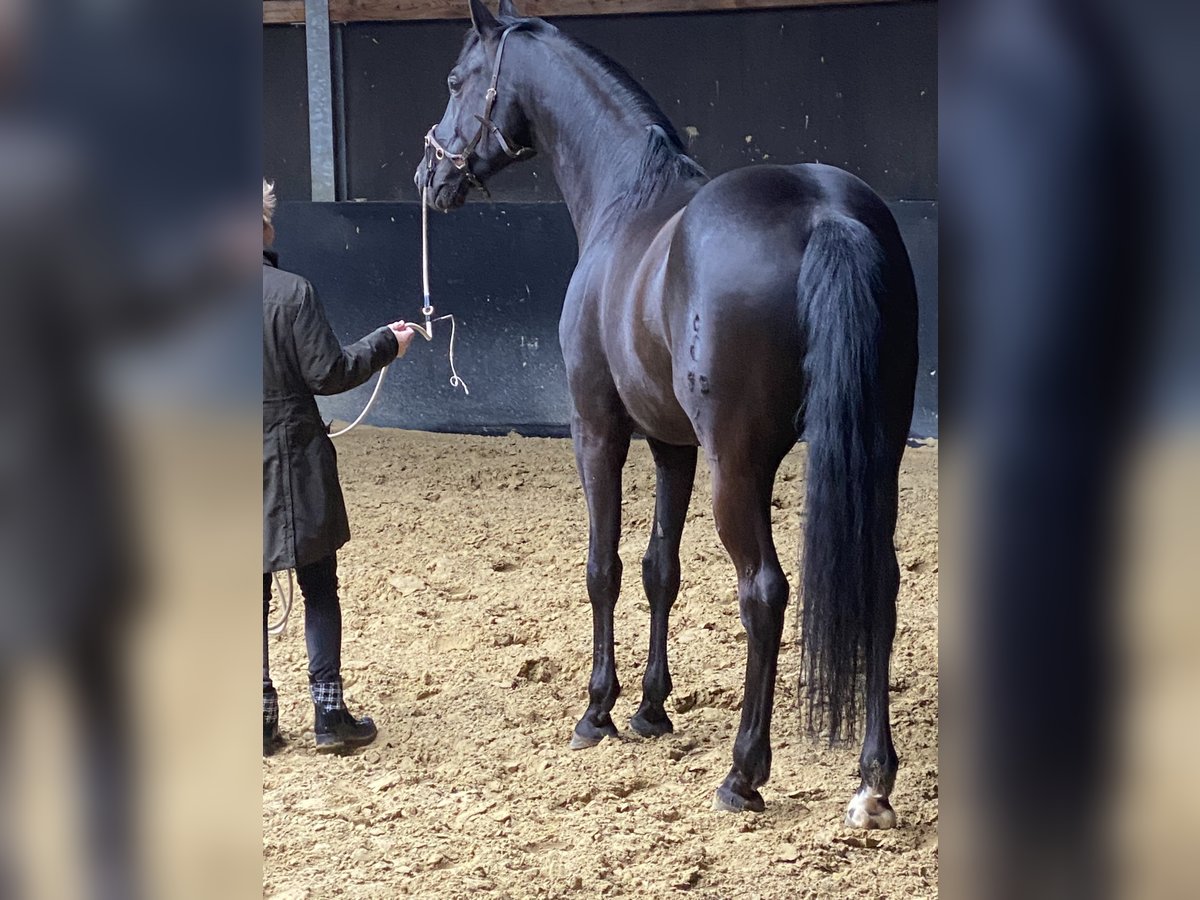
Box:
[263,253,397,573]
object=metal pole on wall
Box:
[305,0,336,201]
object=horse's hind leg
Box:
[845,553,899,828]
[709,461,790,813]
[570,413,633,750]
[847,477,901,829]
[630,439,697,738]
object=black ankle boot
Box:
[311,680,377,752]
[263,689,285,757]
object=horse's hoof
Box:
[629,708,674,738]
[569,730,603,750]
[712,781,766,813]
[844,787,897,830]
[570,717,618,750]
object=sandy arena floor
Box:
[263,429,938,899]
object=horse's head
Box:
[415,0,536,211]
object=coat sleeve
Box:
[292,281,399,396]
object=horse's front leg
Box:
[630,439,696,738]
[570,412,633,749]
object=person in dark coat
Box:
[262,180,414,755]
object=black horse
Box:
[416,0,917,826]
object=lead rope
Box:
[326,179,469,440]
[270,183,468,635]
[269,570,293,637]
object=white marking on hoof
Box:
[845,786,897,830]
[569,730,605,750]
[711,794,741,813]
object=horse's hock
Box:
[262,429,939,899]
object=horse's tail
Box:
[797,213,893,744]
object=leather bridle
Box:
[423,25,534,198]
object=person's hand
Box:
[389,321,416,358]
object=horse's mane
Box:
[550,28,680,145]
[549,25,708,206]
[505,18,708,208]
[629,124,708,209]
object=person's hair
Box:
[263,179,277,226]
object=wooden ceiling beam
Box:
[263,1,907,26]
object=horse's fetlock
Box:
[860,752,898,794]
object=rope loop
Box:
[268,569,293,635]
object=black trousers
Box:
[262,554,342,693]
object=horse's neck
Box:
[520,37,673,249]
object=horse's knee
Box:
[586,554,622,604]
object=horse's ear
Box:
[498,0,520,17]
[468,0,501,38]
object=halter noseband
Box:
[424,25,534,198]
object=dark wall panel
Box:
[273,201,578,433]
[264,25,311,200]
[333,1,937,202]
[271,199,937,438]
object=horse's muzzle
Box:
[413,161,469,212]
